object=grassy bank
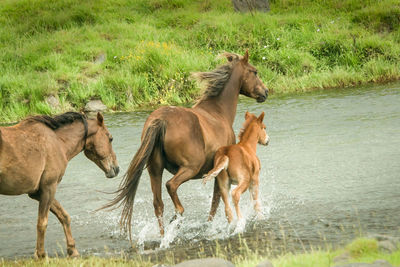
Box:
[1,0,400,122]
[1,238,400,267]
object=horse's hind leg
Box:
[148,151,165,235]
[208,180,221,221]
[166,167,200,216]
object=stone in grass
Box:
[367,234,400,253]
[84,99,107,112]
[334,259,393,267]
[173,257,235,267]
[256,259,274,267]
[333,251,351,263]
[46,95,60,110]
[94,53,106,64]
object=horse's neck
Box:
[239,123,259,153]
[55,122,86,161]
[194,66,242,126]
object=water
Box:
[1,83,399,260]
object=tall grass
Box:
[1,0,399,122]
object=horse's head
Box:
[84,113,120,178]
[245,111,270,146]
[224,50,268,103]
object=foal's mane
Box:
[238,116,257,141]
[192,52,241,102]
[27,112,88,131]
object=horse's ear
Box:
[245,111,250,119]
[242,49,249,64]
[257,111,265,122]
[97,112,104,126]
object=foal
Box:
[203,111,269,223]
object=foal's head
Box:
[84,113,120,178]
[240,111,270,146]
[223,50,268,103]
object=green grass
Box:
[1,238,400,267]
[1,0,400,122]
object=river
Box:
[1,82,399,260]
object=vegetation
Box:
[1,238,400,267]
[1,0,400,122]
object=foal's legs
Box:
[29,192,79,257]
[231,178,249,221]
[166,167,200,216]
[217,171,233,223]
[249,175,261,215]
[147,151,165,235]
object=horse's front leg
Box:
[50,199,79,257]
[33,184,56,258]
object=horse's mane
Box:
[26,112,88,131]
[192,52,241,102]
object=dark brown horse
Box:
[203,111,269,223]
[105,51,268,237]
[0,112,119,258]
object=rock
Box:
[372,260,393,267]
[334,259,393,267]
[84,99,107,112]
[378,240,397,253]
[232,0,269,13]
[366,234,399,253]
[94,53,106,64]
[333,251,351,263]
[174,258,235,267]
[46,95,60,109]
[256,259,274,267]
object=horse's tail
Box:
[202,155,229,184]
[101,119,166,240]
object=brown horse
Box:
[203,111,269,223]
[0,112,119,258]
[105,51,268,237]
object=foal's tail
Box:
[101,119,166,240]
[202,155,229,184]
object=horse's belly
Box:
[0,167,41,195]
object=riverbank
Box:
[1,0,399,122]
[1,238,399,267]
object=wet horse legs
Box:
[207,179,221,221]
[166,167,199,217]
[148,155,165,236]
[29,188,79,257]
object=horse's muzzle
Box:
[256,88,268,103]
[106,165,120,178]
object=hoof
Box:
[67,248,80,258]
[34,250,46,259]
